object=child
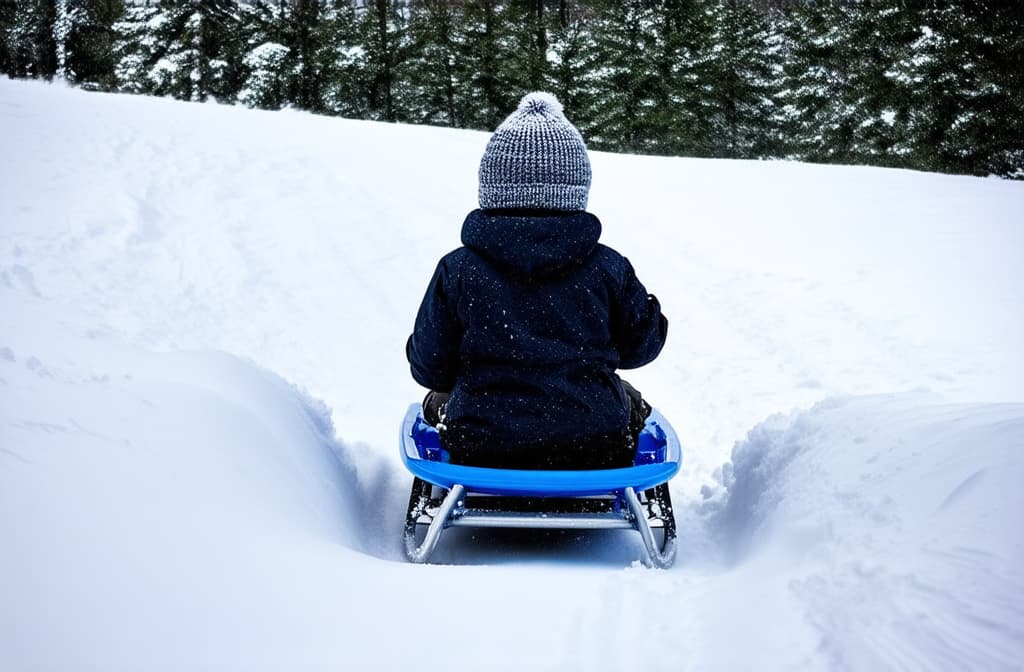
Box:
[406,92,667,470]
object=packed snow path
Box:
[2,80,1023,669]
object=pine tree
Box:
[50,0,124,89]
[839,2,920,168]
[583,0,712,156]
[889,6,990,175]
[585,0,660,153]
[501,0,551,93]
[0,0,16,76]
[353,0,412,122]
[2,0,1015,178]
[52,0,70,79]
[405,0,463,126]
[236,0,290,109]
[113,2,159,95]
[238,0,361,115]
[6,0,56,80]
[287,0,326,111]
[113,0,241,102]
[778,3,857,164]
[982,4,1024,177]
[458,0,527,130]
[697,0,779,159]
[546,1,599,136]
[320,1,367,117]
[891,4,1024,178]
[652,0,712,156]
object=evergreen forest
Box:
[2,0,1022,178]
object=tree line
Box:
[3,1,1022,178]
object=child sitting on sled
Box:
[406,92,667,470]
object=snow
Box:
[2,78,1024,669]
[709,395,1024,668]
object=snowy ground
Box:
[2,78,1023,670]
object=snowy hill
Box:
[2,78,1023,669]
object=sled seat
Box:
[400,403,682,567]
[400,404,682,497]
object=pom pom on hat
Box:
[517,91,564,117]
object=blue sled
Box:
[400,403,682,567]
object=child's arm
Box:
[611,258,668,369]
[406,257,462,392]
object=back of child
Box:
[407,92,667,470]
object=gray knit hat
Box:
[478,92,591,211]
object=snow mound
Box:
[0,292,390,666]
[705,394,1024,669]
[0,304,365,545]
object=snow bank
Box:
[0,288,386,668]
[704,394,1024,669]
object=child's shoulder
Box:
[438,245,475,267]
[593,242,624,260]
[591,242,630,270]
[431,246,480,282]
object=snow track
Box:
[2,79,1024,669]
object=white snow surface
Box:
[2,79,1024,670]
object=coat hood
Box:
[460,209,602,278]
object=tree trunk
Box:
[294,0,320,111]
[376,0,394,121]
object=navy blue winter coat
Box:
[406,209,667,468]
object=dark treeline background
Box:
[2,1,1022,178]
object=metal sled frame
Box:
[400,404,682,568]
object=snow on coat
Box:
[407,208,667,466]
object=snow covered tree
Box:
[235,0,288,110]
[889,4,1024,177]
[583,0,720,157]
[49,0,123,89]
[404,0,464,126]
[403,0,570,129]
[778,3,859,164]
[350,0,412,122]
[650,0,713,157]
[499,0,552,94]
[112,2,160,94]
[778,1,1022,176]
[236,0,357,114]
[2,0,1013,178]
[238,39,290,109]
[320,1,369,117]
[114,0,242,102]
[5,0,56,79]
[981,4,1024,178]
[584,1,660,152]
[286,0,327,111]
[455,0,532,130]
[546,2,599,137]
[839,2,920,167]
[0,1,15,76]
[52,0,70,79]
[696,0,780,159]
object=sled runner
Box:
[400,403,682,568]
